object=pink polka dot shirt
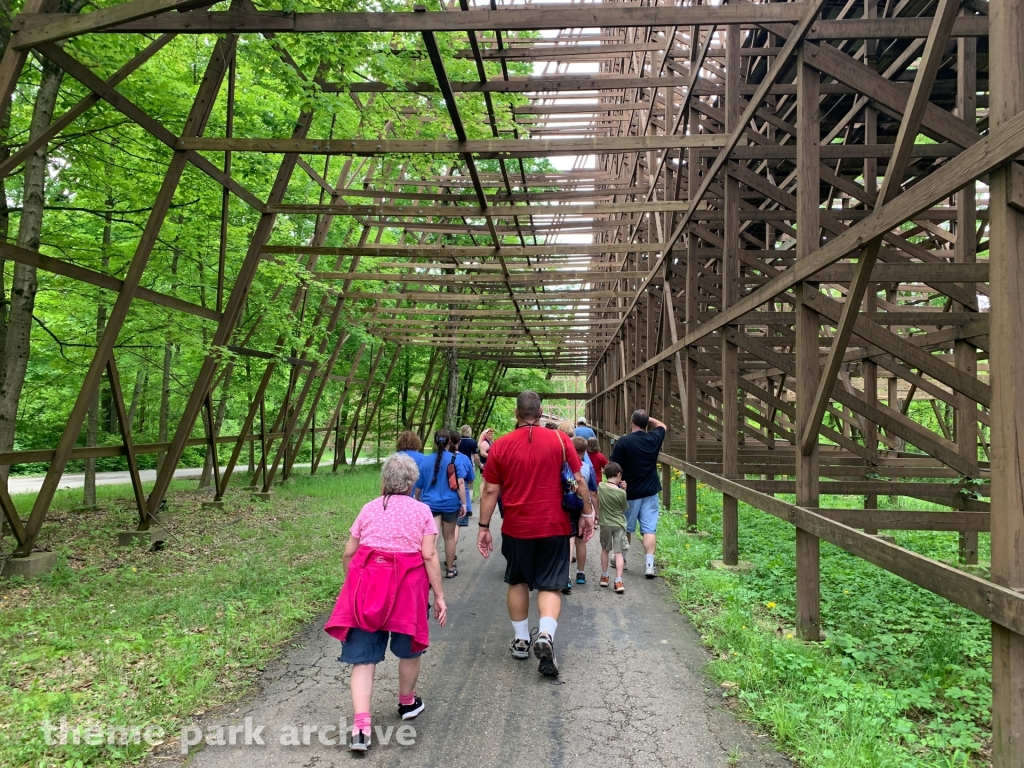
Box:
[350,494,438,553]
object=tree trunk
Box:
[0,57,64,482]
[84,203,112,505]
[246,357,254,473]
[157,340,172,472]
[444,345,458,430]
[200,367,232,488]
[400,354,409,428]
[126,366,146,433]
[82,304,106,507]
[156,250,179,473]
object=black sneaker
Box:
[509,636,531,659]
[398,696,425,720]
[561,581,572,594]
[575,572,586,585]
[349,730,371,752]
[533,631,559,677]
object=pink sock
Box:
[353,712,371,735]
[399,693,416,706]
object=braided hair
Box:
[431,430,449,485]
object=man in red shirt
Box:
[477,391,594,677]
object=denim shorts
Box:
[625,494,661,535]
[339,628,423,665]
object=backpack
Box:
[446,457,459,492]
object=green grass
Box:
[0,466,381,767]
[658,476,991,768]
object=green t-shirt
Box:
[598,482,628,529]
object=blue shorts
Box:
[339,628,423,665]
[625,494,661,535]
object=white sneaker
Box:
[645,563,656,579]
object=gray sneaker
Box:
[509,636,531,659]
[645,563,656,579]
[533,632,559,677]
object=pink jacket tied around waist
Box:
[324,546,431,653]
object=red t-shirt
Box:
[483,425,582,539]
[588,450,609,482]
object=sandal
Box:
[445,565,458,579]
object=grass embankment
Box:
[0,466,380,767]
[658,477,991,768]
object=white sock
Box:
[601,571,610,578]
[646,554,655,568]
[512,619,530,641]
[538,616,557,639]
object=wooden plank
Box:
[801,289,991,408]
[796,46,822,641]
[176,135,726,156]
[809,508,990,532]
[988,0,1024,760]
[16,4,812,35]
[12,0,203,49]
[0,240,220,321]
[266,200,692,217]
[590,100,1024,403]
[659,453,1024,635]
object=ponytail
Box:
[431,431,447,485]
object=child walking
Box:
[598,461,628,593]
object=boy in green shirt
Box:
[597,462,628,593]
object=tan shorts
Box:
[600,525,626,554]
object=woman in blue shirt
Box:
[396,431,425,496]
[415,430,469,578]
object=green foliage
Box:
[659,478,991,767]
[2,16,555,474]
[0,467,381,767]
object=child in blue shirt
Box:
[415,430,469,578]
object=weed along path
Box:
[163,531,789,768]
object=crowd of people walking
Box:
[325,391,669,751]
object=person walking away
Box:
[477,391,594,677]
[477,428,500,517]
[587,436,608,484]
[396,431,425,495]
[451,430,475,538]
[458,425,480,502]
[556,420,595,584]
[324,453,447,752]
[571,436,598,586]
[414,431,469,578]
[574,417,596,440]
[597,462,628,593]
[609,410,667,579]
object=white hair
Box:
[381,453,420,495]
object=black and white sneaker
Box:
[509,636,531,659]
[399,696,425,720]
[349,730,371,752]
[533,631,559,677]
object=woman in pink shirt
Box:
[325,453,447,752]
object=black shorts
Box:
[432,510,460,524]
[501,533,570,592]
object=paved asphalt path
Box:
[8,460,377,495]
[160,528,790,768]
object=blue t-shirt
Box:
[574,425,596,440]
[456,451,475,483]
[580,459,598,493]
[399,449,425,496]
[415,451,468,513]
